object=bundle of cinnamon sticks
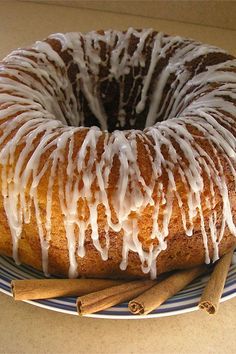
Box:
[11,248,234,316]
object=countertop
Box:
[0,2,236,353]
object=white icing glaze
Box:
[0,29,235,278]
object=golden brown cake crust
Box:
[0,29,235,279]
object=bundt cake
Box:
[0,28,235,279]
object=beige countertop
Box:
[0,2,236,353]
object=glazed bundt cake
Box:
[0,28,235,279]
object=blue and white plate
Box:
[0,254,236,319]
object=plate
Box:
[1,254,236,319]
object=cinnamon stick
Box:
[11,279,123,301]
[76,279,156,315]
[128,266,207,315]
[199,248,234,314]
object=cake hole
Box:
[51,34,180,132]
